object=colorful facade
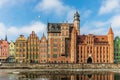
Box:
[0,40,9,62]
[0,11,114,64]
[9,41,16,62]
[40,34,48,63]
[27,31,40,63]
[114,36,120,63]
[15,35,27,63]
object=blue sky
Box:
[0,0,119,41]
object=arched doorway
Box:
[87,74,92,78]
[87,57,92,63]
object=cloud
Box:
[0,21,46,41]
[35,0,70,15]
[92,21,108,27]
[99,0,120,15]
[81,13,120,37]
[66,9,76,22]
[109,15,120,28]
[35,0,78,21]
[81,20,109,35]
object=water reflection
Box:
[17,71,115,80]
[1,71,120,80]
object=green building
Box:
[9,41,16,62]
[114,36,120,63]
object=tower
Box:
[71,27,77,63]
[107,27,114,63]
[74,11,80,35]
[5,34,7,41]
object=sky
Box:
[0,0,120,41]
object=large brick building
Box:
[47,11,114,63]
[77,28,114,63]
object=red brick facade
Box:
[47,11,114,63]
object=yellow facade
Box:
[15,35,27,63]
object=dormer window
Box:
[102,38,104,40]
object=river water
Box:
[0,70,120,80]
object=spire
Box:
[41,33,46,40]
[74,11,80,21]
[43,33,45,37]
[32,31,35,34]
[5,34,7,41]
[108,27,114,35]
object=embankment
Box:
[0,63,120,69]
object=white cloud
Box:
[92,21,108,27]
[35,0,70,15]
[66,9,75,22]
[35,0,92,23]
[99,0,120,15]
[35,0,80,22]
[0,21,46,41]
[0,23,6,37]
[81,13,120,37]
[81,20,108,35]
[109,15,120,28]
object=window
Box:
[62,44,64,47]
[102,38,104,40]
[11,45,13,47]
[20,49,21,52]
[16,44,18,47]
[48,54,50,58]
[53,48,57,52]
[48,48,50,52]
[48,44,50,47]
[53,54,57,58]
[54,44,57,47]
[54,39,57,42]
[23,49,25,52]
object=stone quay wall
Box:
[0,63,120,69]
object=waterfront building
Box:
[47,22,72,63]
[9,41,16,62]
[114,36,120,63]
[27,31,40,63]
[47,11,114,63]
[47,11,80,63]
[77,27,114,63]
[0,40,9,62]
[40,33,48,63]
[15,35,27,63]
